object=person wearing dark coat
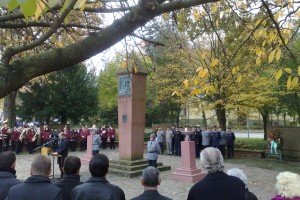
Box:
[71,154,125,200]
[7,155,63,200]
[0,151,22,200]
[226,127,236,158]
[53,132,69,179]
[54,156,83,200]
[131,166,172,200]
[210,126,221,148]
[227,168,258,200]
[187,147,245,200]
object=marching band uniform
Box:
[100,127,108,149]
[108,126,116,150]
[11,127,21,152]
[26,129,35,154]
[40,126,51,146]
[1,123,10,151]
[80,128,90,151]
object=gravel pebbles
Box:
[15,149,278,200]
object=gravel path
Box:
[15,149,278,200]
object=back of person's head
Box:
[227,168,248,188]
[275,171,300,198]
[31,155,51,176]
[89,154,109,177]
[150,134,156,140]
[0,151,16,171]
[200,147,224,174]
[141,166,160,187]
[63,156,81,175]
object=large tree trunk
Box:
[215,104,226,130]
[3,91,17,127]
[260,110,269,140]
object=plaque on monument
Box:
[118,75,131,96]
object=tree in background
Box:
[17,64,99,124]
[98,60,118,125]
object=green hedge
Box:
[235,138,266,151]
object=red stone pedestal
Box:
[81,134,93,164]
[171,136,206,183]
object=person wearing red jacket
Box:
[11,126,21,152]
[40,125,51,146]
[100,126,108,149]
[80,127,90,151]
[26,127,36,154]
[108,126,116,150]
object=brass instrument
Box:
[31,126,40,142]
[19,128,28,141]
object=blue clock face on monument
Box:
[119,75,131,96]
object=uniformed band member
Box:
[53,132,69,179]
[80,127,90,151]
[11,127,21,152]
[26,127,36,154]
[40,125,51,146]
[100,126,108,149]
[108,126,116,150]
[0,122,10,152]
[146,134,161,168]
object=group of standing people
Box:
[147,125,236,167]
[0,122,116,155]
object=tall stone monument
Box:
[109,56,170,177]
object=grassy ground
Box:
[226,157,300,174]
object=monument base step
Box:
[109,159,171,178]
[171,168,206,183]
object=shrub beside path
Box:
[15,149,278,200]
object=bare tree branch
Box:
[261,0,296,60]
[1,0,78,65]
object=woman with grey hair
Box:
[227,168,258,200]
[187,147,245,200]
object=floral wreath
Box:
[268,129,282,144]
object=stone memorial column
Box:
[171,132,205,183]
[109,57,170,177]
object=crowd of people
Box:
[0,122,116,155]
[1,148,300,200]
[147,125,236,166]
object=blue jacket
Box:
[92,135,102,151]
[226,132,236,145]
[7,175,63,200]
[211,131,221,147]
[0,171,22,200]
[187,171,245,200]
